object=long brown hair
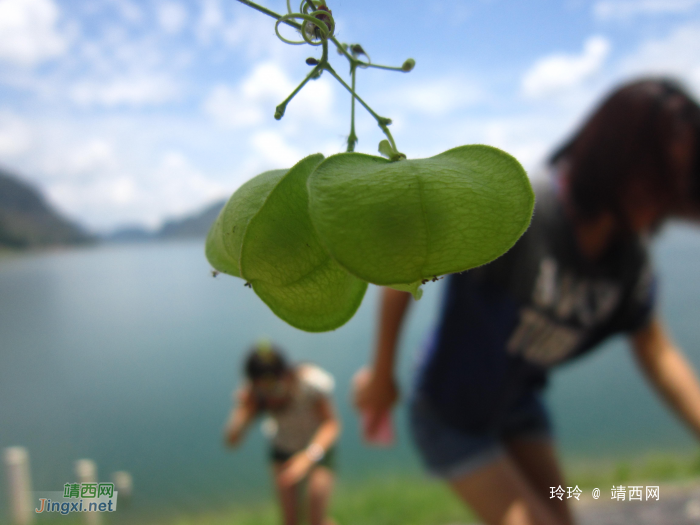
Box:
[550,78,700,226]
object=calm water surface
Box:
[1,224,700,518]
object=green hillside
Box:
[0,170,93,249]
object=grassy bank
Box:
[31,451,700,525]
[147,476,476,525]
[30,475,476,525]
[564,449,700,489]
[164,452,700,525]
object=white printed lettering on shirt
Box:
[508,259,622,365]
[507,307,581,365]
[530,258,621,326]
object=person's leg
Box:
[447,456,568,525]
[307,466,336,525]
[505,438,574,525]
[409,393,570,525]
[272,463,300,525]
[500,394,574,524]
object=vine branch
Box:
[234,0,413,159]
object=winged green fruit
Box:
[206,168,287,277]
[206,154,368,332]
[307,144,535,291]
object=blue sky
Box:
[0,0,699,231]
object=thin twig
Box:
[235,0,302,30]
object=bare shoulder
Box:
[297,363,335,395]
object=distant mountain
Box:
[0,170,94,249]
[158,199,225,239]
[103,226,155,243]
[103,199,226,243]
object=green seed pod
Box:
[206,154,368,332]
[307,145,534,292]
[206,168,288,277]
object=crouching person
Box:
[225,341,340,525]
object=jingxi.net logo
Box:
[35,483,118,515]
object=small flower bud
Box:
[401,58,415,72]
[351,44,366,57]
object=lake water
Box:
[1,224,700,519]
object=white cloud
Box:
[47,176,136,216]
[156,1,187,35]
[479,117,557,172]
[44,146,228,230]
[151,151,227,218]
[522,36,611,99]
[197,1,296,60]
[594,0,700,20]
[65,139,118,175]
[250,130,303,168]
[0,110,32,156]
[70,74,181,107]
[196,0,223,44]
[620,21,700,93]
[0,0,68,66]
[203,84,265,128]
[220,10,265,48]
[202,62,294,128]
[35,136,122,183]
[240,61,295,101]
[382,77,483,116]
[279,74,334,122]
[55,19,190,109]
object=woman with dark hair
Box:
[225,341,340,525]
[355,78,700,525]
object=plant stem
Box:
[235,0,301,29]
[324,64,398,151]
[347,64,358,152]
[363,63,406,72]
[330,36,356,63]
[275,41,329,119]
[328,36,402,73]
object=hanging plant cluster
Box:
[206,0,535,331]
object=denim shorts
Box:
[409,392,552,480]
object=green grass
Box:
[565,449,700,489]
[29,451,700,525]
[158,452,700,525]
[122,476,476,525]
[332,476,476,525]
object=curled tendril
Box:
[300,0,323,15]
[274,1,335,46]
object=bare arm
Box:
[354,287,412,432]
[224,386,258,447]
[308,396,341,452]
[631,317,700,439]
